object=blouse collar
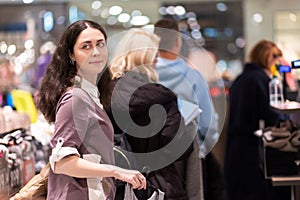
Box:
[75,75,103,109]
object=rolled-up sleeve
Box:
[49,137,80,171]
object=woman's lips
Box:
[89,60,102,64]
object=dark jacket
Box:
[224,63,287,200]
[105,72,192,200]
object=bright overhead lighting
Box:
[109,6,123,16]
[174,6,186,16]
[216,2,227,12]
[186,12,197,19]
[0,42,8,54]
[191,30,202,39]
[131,10,142,17]
[159,7,167,15]
[130,16,150,26]
[23,0,34,3]
[107,16,117,25]
[236,37,246,48]
[24,40,34,49]
[92,1,102,10]
[166,6,175,15]
[118,13,130,23]
[7,44,17,55]
[253,13,263,23]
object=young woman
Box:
[99,28,193,200]
[36,20,146,200]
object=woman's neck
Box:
[77,73,97,85]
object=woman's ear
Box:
[69,51,74,60]
[69,53,76,65]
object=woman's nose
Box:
[92,47,100,56]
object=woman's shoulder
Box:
[239,63,268,80]
[142,82,176,99]
[58,87,91,105]
[129,83,177,110]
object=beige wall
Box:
[243,0,300,61]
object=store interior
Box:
[1,0,300,87]
[1,0,300,198]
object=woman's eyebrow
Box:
[80,39,105,44]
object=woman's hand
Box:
[115,169,146,190]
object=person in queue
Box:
[154,18,226,200]
[99,28,193,200]
[224,39,290,200]
[36,20,146,200]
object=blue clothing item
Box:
[156,57,220,158]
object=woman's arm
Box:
[53,155,146,189]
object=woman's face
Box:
[72,27,108,81]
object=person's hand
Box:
[115,169,146,190]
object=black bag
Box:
[113,134,164,200]
[124,183,165,200]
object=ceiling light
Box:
[235,37,246,48]
[186,12,197,19]
[174,6,186,16]
[0,42,8,54]
[166,6,175,15]
[23,0,34,4]
[131,10,142,17]
[109,6,123,16]
[216,2,227,12]
[130,16,150,26]
[159,7,167,15]
[7,44,16,55]
[253,13,263,23]
[107,16,117,25]
[24,40,34,49]
[118,13,130,23]
[92,1,102,10]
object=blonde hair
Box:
[109,28,160,82]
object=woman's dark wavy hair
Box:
[36,20,107,123]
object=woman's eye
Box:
[82,44,90,49]
[97,42,106,48]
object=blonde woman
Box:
[99,28,193,200]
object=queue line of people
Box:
[33,16,293,200]
[34,17,225,199]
